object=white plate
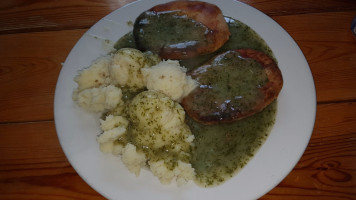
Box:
[54,0,316,199]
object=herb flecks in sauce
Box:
[180,17,275,71]
[126,20,134,26]
[188,101,277,187]
[114,14,278,187]
[114,32,136,50]
[221,17,274,58]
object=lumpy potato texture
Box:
[128,90,193,151]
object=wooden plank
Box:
[263,102,356,199]
[242,0,356,16]
[0,0,136,34]
[0,0,355,34]
[0,29,86,123]
[0,11,355,123]
[273,11,356,103]
[0,121,104,200]
[0,102,355,199]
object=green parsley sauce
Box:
[114,16,277,187]
[188,101,276,187]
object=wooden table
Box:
[1,0,355,199]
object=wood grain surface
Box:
[0,0,355,199]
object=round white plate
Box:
[54,0,316,199]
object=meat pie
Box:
[133,1,230,59]
[181,49,283,125]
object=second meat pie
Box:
[182,49,283,125]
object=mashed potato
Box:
[74,55,112,91]
[126,90,195,184]
[149,160,195,186]
[128,90,193,151]
[121,143,147,176]
[72,48,196,185]
[72,85,123,112]
[96,114,129,153]
[72,48,162,112]
[110,48,160,90]
[141,60,198,102]
[100,115,128,131]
